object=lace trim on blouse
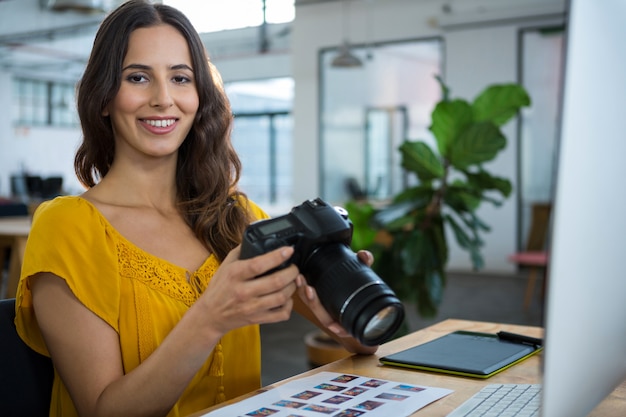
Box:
[116,236,217,304]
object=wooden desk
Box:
[0,216,31,299]
[189,319,626,416]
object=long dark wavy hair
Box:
[75,0,251,261]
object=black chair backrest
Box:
[0,202,29,217]
[0,298,54,417]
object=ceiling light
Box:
[41,0,113,13]
[331,0,363,69]
[331,42,363,68]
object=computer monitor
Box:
[541,0,626,416]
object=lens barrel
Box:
[301,244,405,346]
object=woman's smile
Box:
[140,117,179,134]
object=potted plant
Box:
[348,76,531,317]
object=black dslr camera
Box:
[240,198,404,346]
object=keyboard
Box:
[446,384,542,417]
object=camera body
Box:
[240,198,352,269]
[241,198,404,346]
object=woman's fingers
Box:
[296,283,349,338]
[246,265,299,310]
[202,246,300,332]
[224,244,293,278]
[295,249,373,336]
[356,249,374,266]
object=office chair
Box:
[0,201,29,217]
[508,202,552,310]
[0,298,54,417]
[1,202,29,298]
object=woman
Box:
[14,1,376,416]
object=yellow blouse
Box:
[15,196,269,417]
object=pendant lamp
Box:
[331,0,363,68]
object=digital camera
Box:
[240,198,405,346]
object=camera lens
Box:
[363,305,402,341]
[301,244,405,346]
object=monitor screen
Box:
[541,0,626,416]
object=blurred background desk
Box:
[0,216,31,299]
[189,319,626,417]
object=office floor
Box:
[260,270,544,386]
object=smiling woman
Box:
[13,1,375,417]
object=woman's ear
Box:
[102,106,109,117]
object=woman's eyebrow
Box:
[121,63,194,72]
[171,64,194,72]
[122,63,151,71]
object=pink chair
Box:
[509,203,552,310]
[508,251,549,310]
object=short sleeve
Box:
[15,197,121,356]
[242,198,271,222]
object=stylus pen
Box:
[497,331,543,348]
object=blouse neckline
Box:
[67,195,217,276]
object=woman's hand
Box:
[198,245,301,337]
[294,249,378,355]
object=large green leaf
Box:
[392,185,434,204]
[472,84,531,126]
[449,122,506,170]
[445,214,485,270]
[446,181,482,212]
[344,200,378,251]
[452,212,486,247]
[459,210,491,233]
[373,198,428,230]
[431,220,449,267]
[465,170,513,198]
[415,269,445,318]
[400,141,445,181]
[424,269,445,309]
[384,213,418,232]
[446,214,472,249]
[400,229,429,276]
[430,99,474,157]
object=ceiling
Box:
[0,0,110,83]
[0,24,100,83]
[0,0,335,84]
[1,0,563,84]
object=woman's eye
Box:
[127,74,148,83]
[173,75,192,84]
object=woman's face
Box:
[104,24,199,162]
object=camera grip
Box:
[240,236,293,275]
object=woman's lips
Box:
[140,118,178,133]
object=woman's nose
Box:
[150,80,174,108]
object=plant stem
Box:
[421,160,450,230]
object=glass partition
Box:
[519,27,564,249]
[320,38,443,204]
[226,77,293,207]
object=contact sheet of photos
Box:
[203,371,453,417]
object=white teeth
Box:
[144,119,175,127]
